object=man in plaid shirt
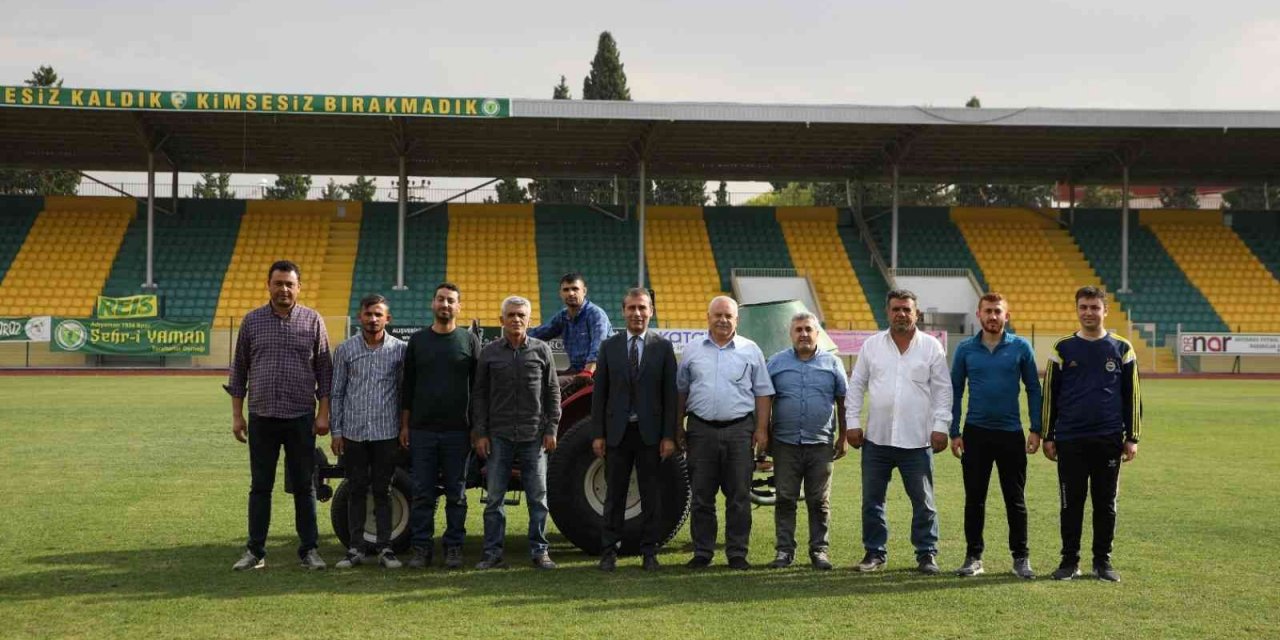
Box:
[226,260,333,571]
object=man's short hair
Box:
[1075,285,1107,307]
[501,295,531,315]
[559,272,585,287]
[886,289,917,306]
[979,292,1006,308]
[268,260,300,281]
[623,287,652,304]
[359,294,388,312]
[435,282,460,298]
[790,311,819,325]
[707,295,738,314]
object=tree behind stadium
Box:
[0,66,79,196]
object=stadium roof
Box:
[4,86,1280,184]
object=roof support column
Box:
[891,163,900,270]
[144,151,156,290]
[637,158,647,288]
[1120,163,1131,294]
[1067,181,1076,227]
[171,167,179,217]
[1265,182,1271,210]
[395,153,408,291]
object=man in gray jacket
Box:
[472,295,562,570]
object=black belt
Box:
[688,412,751,428]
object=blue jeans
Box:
[482,437,549,558]
[861,441,939,559]
[246,414,318,559]
[409,430,470,549]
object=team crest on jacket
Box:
[1105,360,1118,372]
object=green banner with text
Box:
[51,318,211,355]
[1,86,510,118]
[96,294,159,319]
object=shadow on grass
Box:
[0,534,1023,609]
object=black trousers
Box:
[687,415,754,560]
[342,438,398,552]
[1056,434,1123,564]
[961,425,1029,559]
[602,424,663,554]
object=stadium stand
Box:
[953,208,1152,364]
[1144,210,1280,333]
[703,206,794,292]
[534,204,638,328]
[643,206,725,328]
[835,217,890,328]
[776,207,877,330]
[446,203,541,324]
[346,202,449,325]
[1071,209,1226,351]
[866,206,989,291]
[101,199,242,321]
[1231,211,1280,281]
[0,196,132,317]
[0,196,42,290]
[214,201,357,346]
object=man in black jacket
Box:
[591,287,678,572]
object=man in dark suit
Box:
[591,287,678,572]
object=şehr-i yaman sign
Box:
[0,86,510,118]
[51,318,211,356]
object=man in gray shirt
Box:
[472,295,562,570]
[677,296,774,570]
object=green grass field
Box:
[0,376,1276,639]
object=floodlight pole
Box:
[637,159,647,287]
[394,154,408,291]
[144,151,156,290]
[890,163,900,270]
[1120,164,1131,294]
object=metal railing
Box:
[851,207,896,289]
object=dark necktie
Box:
[628,336,640,410]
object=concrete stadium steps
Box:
[867,206,989,290]
[777,207,876,330]
[835,218,890,328]
[1144,210,1280,333]
[101,199,243,321]
[0,197,133,317]
[347,203,448,325]
[643,206,724,328]
[313,205,362,327]
[215,201,347,333]
[1070,209,1226,357]
[446,204,541,325]
[954,208,1153,366]
[703,206,794,292]
[1231,211,1280,281]
[533,205,638,328]
[0,196,42,285]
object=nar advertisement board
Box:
[1178,333,1280,356]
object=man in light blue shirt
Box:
[330,294,407,570]
[677,296,774,570]
[765,311,848,570]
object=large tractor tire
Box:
[547,417,691,556]
[330,468,414,553]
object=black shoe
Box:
[686,555,712,569]
[443,546,463,570]
[727,556,751,571]
[642,554,661,572]
[1052,561,1081,581]
[407,546,432,569]
[856,552,886,572]
[768,551,794,569]
[598,550,618,572]
[475,553,507,570]
[917,554,940,575]
[1093,559,1120,582]
[954,556,983,577]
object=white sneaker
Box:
[335,547,365,569]
[232,550,265,571]
[379,549,403,569]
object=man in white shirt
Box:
[845,289,952,575]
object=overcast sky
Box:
[4,0,1278,192]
